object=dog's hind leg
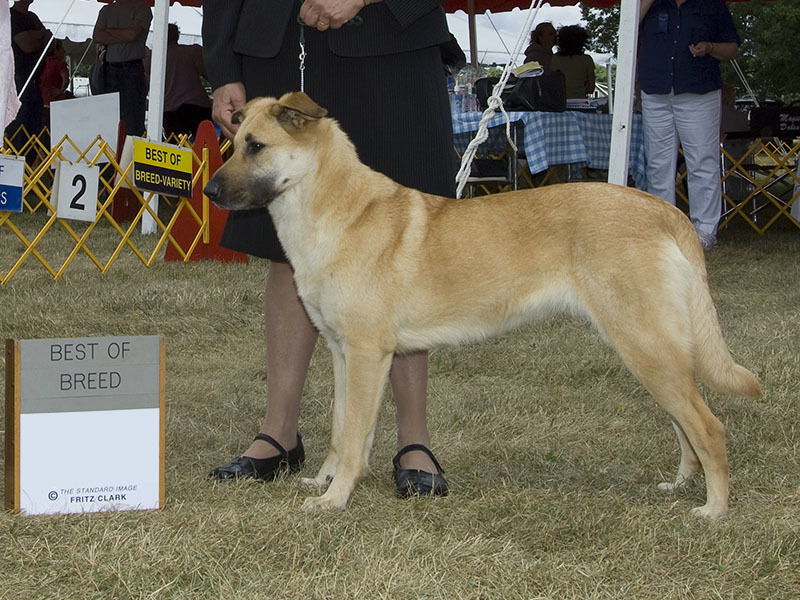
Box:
[660,388,728,519]
[657,418,702,492]
[589,281,729,519]
[302,345,393,511]
[609,331,729,519]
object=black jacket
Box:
[203,0,450,90]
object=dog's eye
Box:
[246,140,266,155]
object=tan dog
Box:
[204,92,760,518]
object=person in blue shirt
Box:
[638,0,739,249]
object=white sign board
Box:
[50,94,120,164]
[53,161,100,222]
[5,336,165,516]
[0,154,26,213]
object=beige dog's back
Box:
[376,183,758,401]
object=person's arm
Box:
[92,22,146,45]
[211,83,246,140]
[203,0,243,88]
[584,56,596,95]
[93,5,150,45]
[689,41,738,61]
[639,0,656,24]
[203,0,246,139]
[12,28,50,54]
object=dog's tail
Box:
[681,230,761,398]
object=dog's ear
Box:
[278,92,328,119]
[271,92,328,130]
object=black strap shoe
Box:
[209,433,304,482]
[392,444,448,498]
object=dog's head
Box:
[204,92,328,211]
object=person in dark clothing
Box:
[523,22,556,72]
[92,0,152,136]
[8,0,50,153]
[203,0,455,498]
[550,25,595,98]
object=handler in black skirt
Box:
[203,0,456,497]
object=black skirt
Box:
[219,11,456,260]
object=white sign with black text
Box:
[4,335,165,516]
[53,161,100,222]
[0,154,26,214]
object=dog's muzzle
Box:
[203,179,223,204]
[204,171,279,210]
[204,177,240,210]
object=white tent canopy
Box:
[34,1,588,67]
[447,6,583,65]
[35,0,202,48]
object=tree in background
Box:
[581,0,800,104]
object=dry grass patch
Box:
[1,218,799,599]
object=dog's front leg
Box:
[302,338,347,488]
[302,345,392,511]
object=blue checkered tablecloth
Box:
[452,110,647,189]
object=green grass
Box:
[1,218,799,599]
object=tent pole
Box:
[468,0,478,68]
[142,0,169,234]
[608,0,640,187]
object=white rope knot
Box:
[454,0,545,199]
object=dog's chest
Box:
[292,273,338,334]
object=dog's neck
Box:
[268,119,383,273]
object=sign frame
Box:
[52,160,100,222]
[4,335,166,515]
[50,93,120,164]
[0,154,27,214]
[133,137,193,197]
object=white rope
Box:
[454,0,545,199]
[730,59,758,108]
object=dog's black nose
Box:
[204,180,220,200]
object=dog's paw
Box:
[690,503,728,520]
[657,473,692,492]
[300,474,332,489]
[658,481,681,492]
[301,494,346,512]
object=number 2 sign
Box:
[53,161,100,222]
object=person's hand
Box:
[689,42,715,58]
[299,0,379,31]
[212,82,247,140]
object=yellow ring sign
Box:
[132,139,193,197]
